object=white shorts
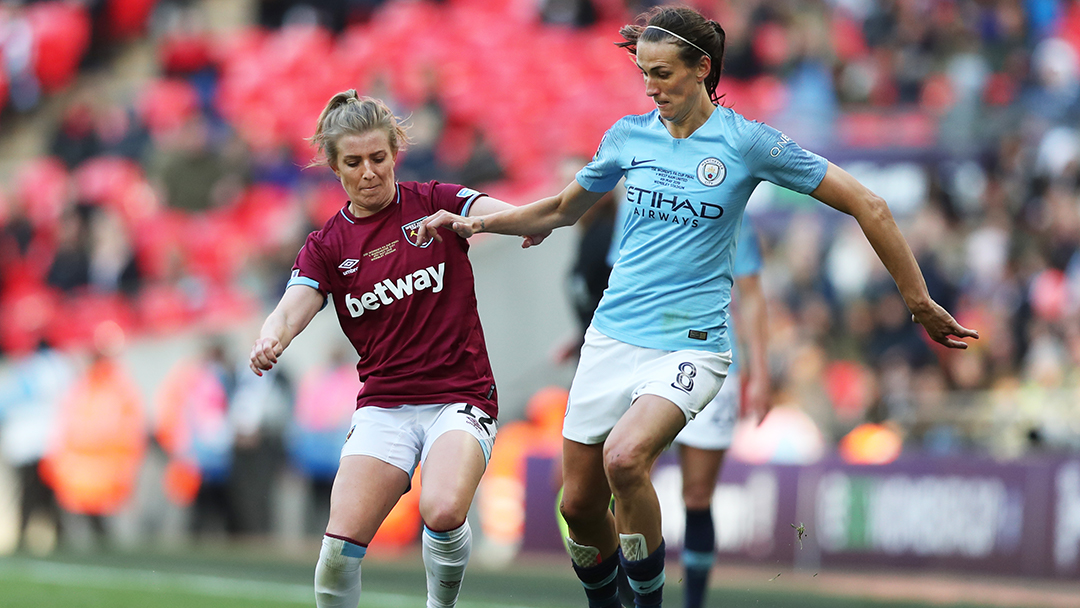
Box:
[340,403,497,477]
[564,325,731,445]
[672,368,740,450]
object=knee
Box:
[420,495,468,532]
[682,484,713,511]
[559,489,608,529]
[603,443,650,493]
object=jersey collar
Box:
[340,184,401,224]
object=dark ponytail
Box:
[616,6,727,105]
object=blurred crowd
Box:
[1,0,1080,550]
[0,327,360,553]
[724,0,1080,460]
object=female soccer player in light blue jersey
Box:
[418,6,978,606]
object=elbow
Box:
[859,192,891,224]
[546,202,580,230]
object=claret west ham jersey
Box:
[287,181,498,419]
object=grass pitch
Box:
[0,544,1056,608]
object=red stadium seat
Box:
[131,210,185,281]
[0,282,58,355]
[72,156,143,209]
[15,158,69,229]
[335,26,380,89]
[114,173,161,223]
[752,21,791,69]
[71,156,158,230]
[228,183,297,250]
[135,283,193,335]
[831,12,869,62]
[196,284,257,331]
[46,292,137,351]
[138,79,200,140]
[269,23,335,76]
[180,214,249,284]
[26,2,91,94]
[209,26,267,66]
[159,30,214,75]
[216,26,342,152]
[303,182,347,226]
[746,75,789,121]
[104,0,158,40]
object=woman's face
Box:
[636,39,710,124]
[332,130,398,217]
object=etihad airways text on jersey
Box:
[344,262,445,317]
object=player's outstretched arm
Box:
[249,285,324,376]
[415,181,605,247]
[467,196,554,248]
[810,162,978,349]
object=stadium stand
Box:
[1,1,1080,560]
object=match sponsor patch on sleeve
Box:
[456,187,481,199]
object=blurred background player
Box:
[287,342,359,535]
[671,216,769,608]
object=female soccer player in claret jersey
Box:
[248,91,546,608]
[416,5,978,607]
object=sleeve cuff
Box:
[575,174,619,193]
[460,193,484,217]
[286,276,328,309]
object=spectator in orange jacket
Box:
[39,321,146,543]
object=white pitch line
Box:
[0,559,536,608]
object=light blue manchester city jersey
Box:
[577,106,826,353]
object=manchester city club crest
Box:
[697,157,726,186]
[402,216,433,248]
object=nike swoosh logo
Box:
[630,158,655,167]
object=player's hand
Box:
[742,371,771,426]
[522,230,552,248]
[249,337,284,376]
[416,210,479,244]
[911,300,979,349]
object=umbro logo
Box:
[631,157,654,167]
[339,259,360,275]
